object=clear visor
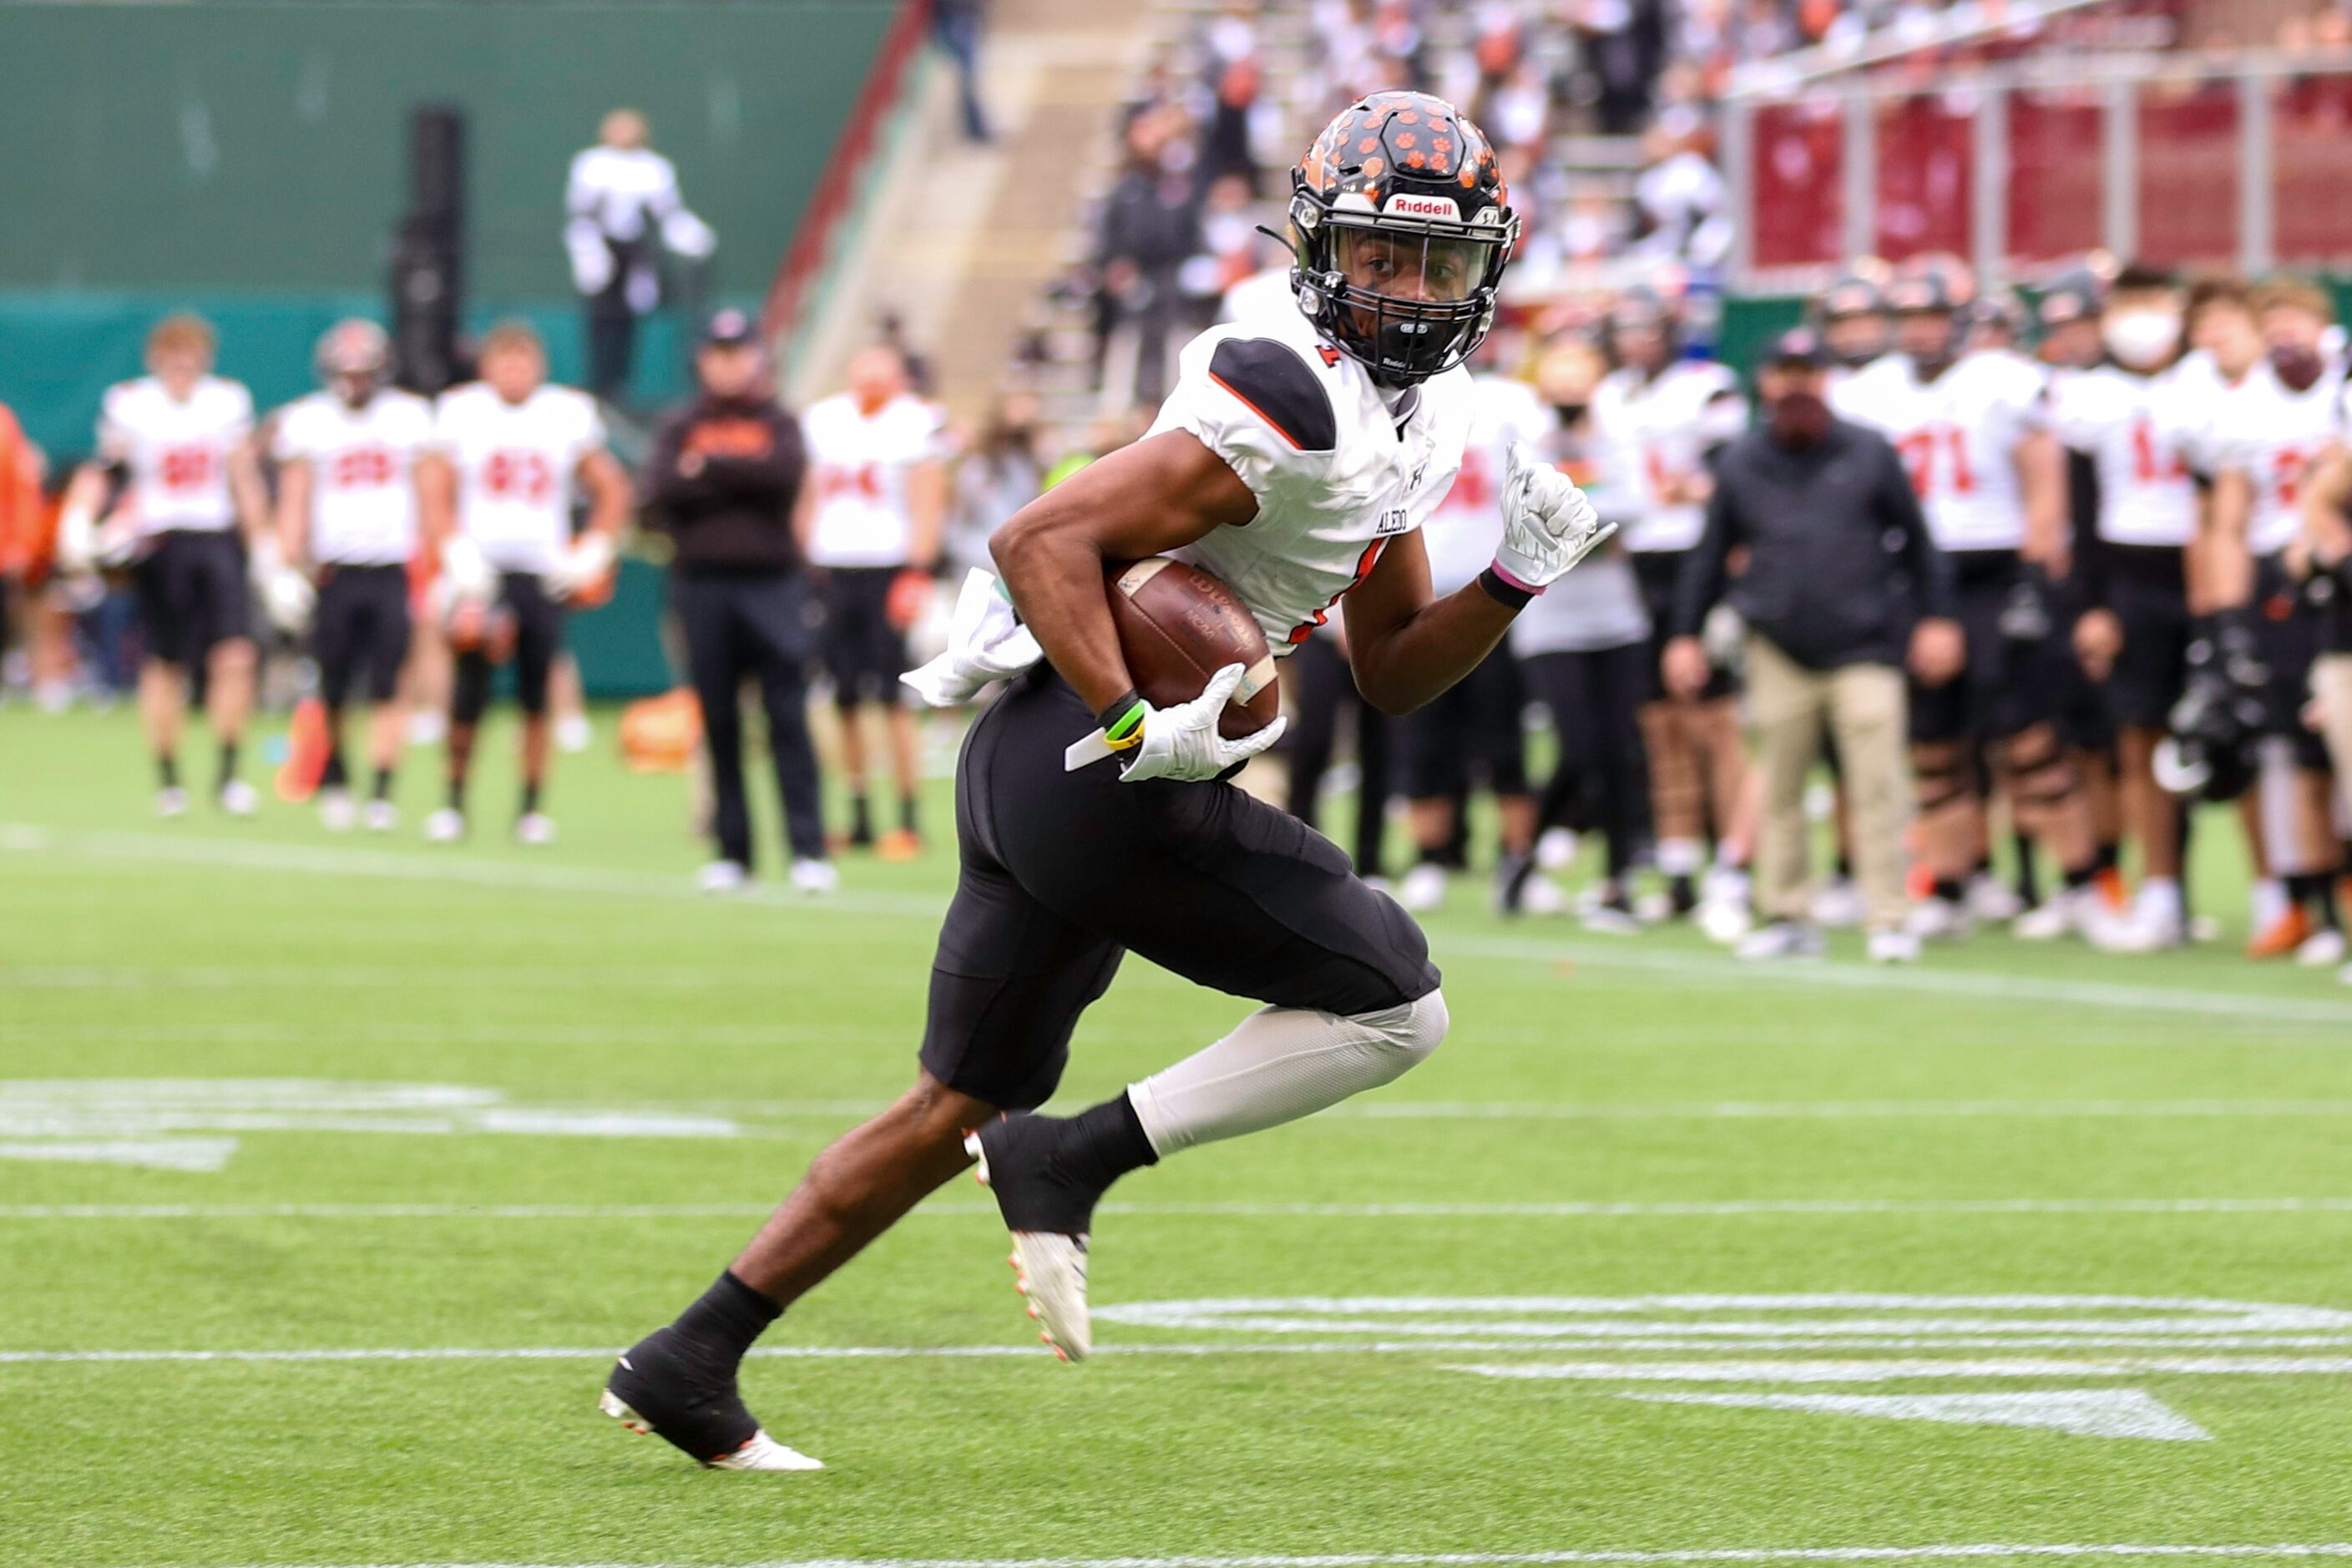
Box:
[1332,225,1491,306]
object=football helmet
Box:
[1290,91,1518,385]
[315,318,391,405]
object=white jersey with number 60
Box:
[432,382,607,575]
[274,390,435,567]
[97,375,255,536]
[1830,349,2047,553]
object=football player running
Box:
[56,315,271,817]
[271,321,432,832]
[603,92,1609,1472]
[417,322,629,845]
[1832,272,2121,945]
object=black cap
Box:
[701,307,761,348]
[1767,326,1829,368]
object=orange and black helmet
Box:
[1290,91,1517,385]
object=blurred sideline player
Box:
[1593,286,1750,926]
[802,344,946,858]
[2198,278,2345,960]
[2051,265,2203,948]
[2297,394,2352,985]
[1396,345,1559,916]
[270,320,432,832]
[1816,266,1893,384]
[56,314,269,816]
[604,90,1609,1471]
[1832,271,2120,945]
[417,321,629,844]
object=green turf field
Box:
[8,706,2352,1568]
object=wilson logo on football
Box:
[1383,192,1460,220]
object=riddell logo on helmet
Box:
[1384,193,1459,220]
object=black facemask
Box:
[1552,401,1589,425]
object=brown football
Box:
[1105,558,1281,741]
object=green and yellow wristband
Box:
[1097,691,1147,755]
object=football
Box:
[1105,557,1281,740]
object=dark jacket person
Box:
[644,309,831,891]
[1666,328,1962,959]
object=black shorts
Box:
[822,566,910,706]
[1633,549,1734,701]
[2102,545,2191,732]
[920,666,1440,1110]
[312,564,412,708]
[2254,554,2330,768]
[132,529,249,667]
[453,571,565,716]
[1909,552,2062,745]
[1399,645,1528,798]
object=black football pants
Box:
[675,569,827,867]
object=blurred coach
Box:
[1667,329,1961,963]
[644,310,834,895]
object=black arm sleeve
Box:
[1878,438,1955,621]
[637,412,704,532]
[2066,448,2110,608]
[1672,473,1737,639]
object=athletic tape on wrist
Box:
[1479,564,1537,609]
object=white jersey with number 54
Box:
[1831,350,2046,553]
[1147,306,1471,651]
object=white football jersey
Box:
[432,382,606,574]
[1831,349,2047,552]
[97,375,255,535]
[2205,360,2341,558]
[802,392,948,569]
[274,390,434,566]
[1423,376,1555,595]
[2048,362,2202,548]
[1590,359,1745,554]
[1147,307,1470,650]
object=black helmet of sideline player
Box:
[1607,283,1678,372]
[1290,91,1520,385]
[1888,270,1963,374]
[1962,289,2029,351]
[316,318,391,407]
[2036,266,2107,369]
[1815,269,1890,369]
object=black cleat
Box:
[967,1115,1101,1361]
[601,1325,822,1471]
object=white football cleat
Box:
[1905,896,1972,942]
[2296,928,2346,967]
[698,859,748,894]
[787,857,839,896]
[363,799,398,833]
[1535,827,1580,871]
[2011,896,2073,941]
[423,807,465,843]
[1964,873,2025,923]
[1514,872,1567,917]
[514,812,557,847]
[1696,895,1753,945]
[1736,920,1824,960]
[966,1129,1092,1362]
[598,1389,823,1473]
[154,786,190,819]
[1867,928,1922,964]
[1397,862,1449,913]
[316,788,356,832]
[1809,878,1865,929]
[556,713,593,754]
[217,778,260,817]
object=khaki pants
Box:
[1747,634,1912,931]
[2318,655,2352,822]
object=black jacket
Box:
[1673,417,1955,670]
[641,395,806,574]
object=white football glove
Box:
[54,502,99,575]
[429,534,497,625]
[1094,662,1287,784]
[1494,443,1614,593]
[549,531,615,601]
[901,569,1044,707]
[247,539,316,635]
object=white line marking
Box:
[13,822,2352,1029]
[1336,1100,2352,1120]
[12,1197,2352,1222]
[116,1544,2352,1568]
[0,1138,237,1172]
[1454,1357,2352,1382]
[1616,1388,2213,1441]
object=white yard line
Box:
[118,1544,2352,1567]
[12,1196,2352,1222]
[11,823,2352,1029]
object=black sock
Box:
[521,780,543,817]
[670,1270,781,1368]
[2316,874,2344,932]
[158,755,179,790]
[1931,877,1965,903]
[900,793,918,835]
[2012,832,2041,906]
[1834,852,1854,881]
[1054,1092,1160,1192]
[216,742,240,792]
[446,776,467,812]
[321,748,348,792]
[848,793,873,844]
[2095,842,2121,876]
[2061,862,2097,891]
[372,766,394,802]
